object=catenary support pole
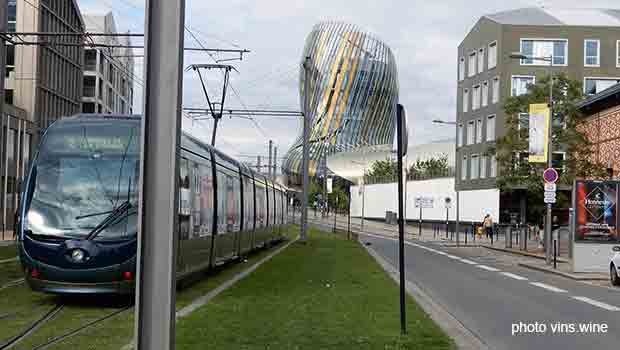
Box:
[135,0,185,349]
[300,56,311,242]
[268,139,273,179]
[273,146,277,180]
[456,190,460,247]
[0,0,7,239]
[396,104,407,335]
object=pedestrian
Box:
[483,214,494,241]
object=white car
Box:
[611,246,620,286]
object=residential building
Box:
[1,0,84,235]
[576,82,620,177]
[456,7,620,221]
[82,13,134,114]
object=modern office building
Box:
[282,21,399,185]
[82,12,134,114]
[1,0,85,236]
[456,7,620,220]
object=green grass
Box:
[175,228,454,350]
[30,227,298,350]
[0,260,23,286]
[0,243,18,261]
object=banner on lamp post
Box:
[528,103,550,163]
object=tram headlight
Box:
[71,249,86,262]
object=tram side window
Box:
[243,176,254,231]
[225,175,241,232]
[274,190,280,226]
[178,158,190,240]
[255,183,266,228]
[217,170,230,234]
[197,163,213,237]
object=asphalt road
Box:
[305,216,620,350]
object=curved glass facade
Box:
[283,22,399,179]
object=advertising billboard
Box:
[528,103,550,163]
[574,180,619,243]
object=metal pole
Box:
[347,189,351,240]
[268,139,273,179]
[333,196,337,233]
[257,156,261,174]
[2,117,9,239]
[456,191,460,246]
[300,56,311,242]
[135,0,185,349]
[553,238,557,269]
[0,0,6,239]
[445,207,449,239]
[273,146,277,180]
[211,116,220,146]
[418,207,422,236]
[361,175,365,232]
[545,61,554,265]
[396,104,407,335]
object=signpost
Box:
[415,196,434,236]
[444,197,452,239]
[543,168,558,204]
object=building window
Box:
[467,121,475,145]
[617,41,620,68]
[482,81,489,107]
[457,123,463,147]
[468,51,476,77]
[476,119,483,144]
[490,154,497,177]
[472,85,481,110]
[478,48,485,73]
[492,77,500,104]
[511,76,535,96]
[471,154,479,179]
[461,155,468,180]
[584,77,620,95]
[584,39,600,67]
[480,155,487,179]
[486,115,495,141]
[82,102,95,113]
[520,39,568,66]
[459,57,465,81]
[5,89,13,105]
[463,88,469,112]
[488,41,497,69]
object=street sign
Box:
[544,183,557,192]
[327,177,333,194]
[543,168,559,183]
[444,197,452,209]
[544,191,557,204]
[415,196,434,208]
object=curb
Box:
[518,262,607,281]
[482,244,569,263]
[362,242,488,350]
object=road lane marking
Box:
[500,272,528,281]
[571,296,620,311]
[530,282,568,293]
[476,265,501,272]
[446,254,461,260]
[460,259,477,265]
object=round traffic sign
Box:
[543,168,559,183]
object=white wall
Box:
[351,178,500,223]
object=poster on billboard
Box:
[528,103,550,163]
[574,180,619,243]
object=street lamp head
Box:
[509,52,528,60]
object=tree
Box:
[496,73,606,221]
[366,158,398,179]
[408,154,449,179]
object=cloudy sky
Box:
[77,0,620,168]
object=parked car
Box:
[611,246,620,286]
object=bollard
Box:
[553,238,557,269]
[472,222,476,242]
[464,225,467,245]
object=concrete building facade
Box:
[82,13,134,115]
[457,8,620,198]
[1,0,84,236]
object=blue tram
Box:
[16,115,289,294]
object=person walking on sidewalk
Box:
[483,214,494,241]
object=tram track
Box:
[0,304,64,350]
[0,278,25,292]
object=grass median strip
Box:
[0,244,17,261]
[175,228,454,350]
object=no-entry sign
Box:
[543,168,559,183]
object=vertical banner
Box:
[574,180,619,242]
[528,103,550,163]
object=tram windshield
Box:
[24,119,140,241]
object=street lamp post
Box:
[510,52,554,265]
